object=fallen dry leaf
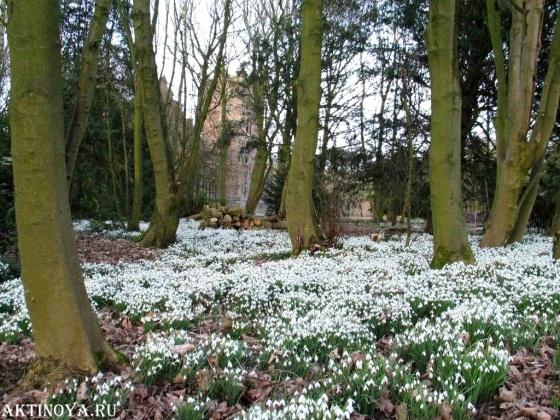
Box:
[440,404,453,420]
[196,369,212,392]
[518,406,539,418]
[499,386,517,402]
[378,390,394,414]
[536,412,552,420]
[241,334,259,346]
[171,343,195,356]
[220,318,233,333]
[396,402,408,420]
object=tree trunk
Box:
[105,88,120,216]
[481,0,560,246]
[552,196,560,259]
[481,161,526,246]
[318,90,332,171]
[119,96,130,220]
[245,146,267,214]
[245,80,267,214]
[116,1,143,231]
[133,0,179,248]
[217,72,229,204]
[65,0,111,181]
[426,0,475,268]
[7,0,118,378]
[285,0,324,254]
[129,71,144,231]
[277,87,297,218]
[402,74,414,247]
[508,157,544,243]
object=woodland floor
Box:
[0,220,559,419]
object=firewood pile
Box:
[370,227,409,241]
[192,206,287,230]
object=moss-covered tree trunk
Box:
[245,146,267,214]
[65,0,111,181]
[277,90,297,219]
[133,0,179,247]
[508,157,544,243]
[481,0,560,247]
[7,0,118,377]
[285,0,324,254]
[426,0,475,268]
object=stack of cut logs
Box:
[192,205,287,230]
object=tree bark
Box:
[553,195,560,259]
[129,70,144,230]
[216,72,229,204]
[277,85,297,218]
[245,79,267,214]
[426,0,475,268]
[481,0,560,246]
[133,0,179,248]
[402,73,414,247]
[118,2,144,231]
[508,156,544,242]
[285,0,324,254]
[65,0,111,181]
[105,88,120,216]
[245,145,267,214]
[318,89,333,171]
[7,0,118,377]
[119,96,130,219]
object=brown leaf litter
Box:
[75,234,161,265]
[478,337,559,419]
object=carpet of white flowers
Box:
[1,219,560,419]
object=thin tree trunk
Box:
[65,0,111,181]
[402,74,414,247]
[245,79,267,214]
[117,1,143,231]
[133,0,179,248]
[278,88,297,218]
[376,76,391,162]
[319,90,332,171]
[129,71,144,230]
[245,146,267,214]
[216,71,229,204]
[119,97,130,219]
[7,0,118,377]
[426,0,475,268]
[359,52,367,167]
[552,195,560,259]
[106,88,120,216]
[285,0,324,254]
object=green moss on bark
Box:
[285,0,325,254]
[8,0,119,377]
[426,0,474,268]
